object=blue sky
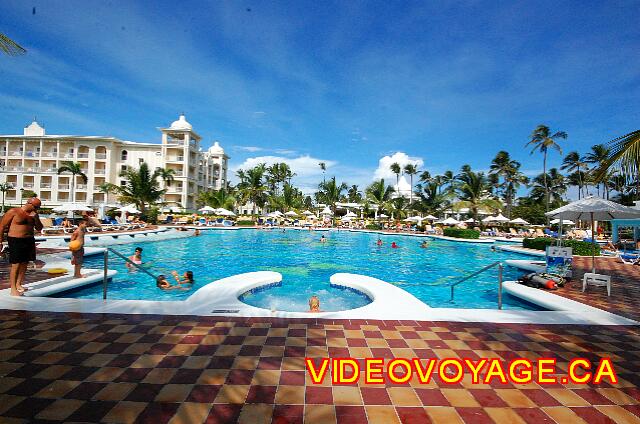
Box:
[1,0,639,194]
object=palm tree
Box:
[530,168,567,205]
[595,130,640,199]
[112,163,167,214]
[347,185,362,203]
[560,151,589,198]
[0,182,13,213]
[365,179,395,219]
[57,161,88,203]
[525,125,567,216]
[584,144,610,198]
[455,167,502,222]
[390,162,402,190]
[489,151,528,218]
[403,164,418,206]
[414,181,450,216]
[157,168,176,186]
[198,188,236,210]
[0,33,26,56]
[318,162,326,184]
[237,164,268,215]
[317,177,347,216]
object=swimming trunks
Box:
[7,237,36,264]
[71,248,84,265]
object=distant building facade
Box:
[0,115,228,210]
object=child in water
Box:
[309,295,321,312]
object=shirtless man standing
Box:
[70,219,87,278]
[0,197,43,296]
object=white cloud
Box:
[232,155,337,193]
[373,152,424,180]
[234,146,264,152]
[274,149,297,155]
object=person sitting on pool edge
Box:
[309,295,321,312]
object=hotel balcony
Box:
[62,153,74,159]
[58,184,70,190]
[42,151,58,157]
[41,183,52,189]
[94,169,106,175]
[77,153,89,159]
[96,153,107,160]
[76,184,87,190]
[9,151,22,157]
[23,183,34,189]
[166,156,185,162]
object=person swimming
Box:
[420,241,429,248]
[309,295,321,312]
[320,235,326,243]
[376,238,383,246]
[156,270,194,290]
[391,242,398,248]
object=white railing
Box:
[23,183,34,188]
[43,152,56,157]
[58,184,70,190]
[76,184,87,189]
[10,152,22,156]
[94,169,106,175]
[77,153,89,158]
[95,153,107,159]
[41,183,51,188]
[63,153,73,158]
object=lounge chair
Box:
[40,218,65,235]
[618,253,640,265]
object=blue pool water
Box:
[54,229,542,311]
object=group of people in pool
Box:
[124,246,195,291]
[375,238,429,249]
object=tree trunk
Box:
[543,152,549,225]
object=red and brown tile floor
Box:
[0,310,639,423]
[555,256,640,322]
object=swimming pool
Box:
[53,229,541,311]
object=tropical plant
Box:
[389,196,409,220]
[489,151,528,218]
[318,162,326,184]
[0,182,13,213]
[57,161,88,203]
[21,189,37,199]
[525,125,567,215]
[414,181,450,216]
[365,179,395,217]
[584,144,610,197]
[316,177,348,215]
[529,168,567,206]
[236,164,268,215]
[347,185,362,203]
[390,162,402,189]
[157,168,176,186]
[595,130,640,199]
[403,163,419,206]
[111,163,167,214]
[197,188,236,210]
[560,151,589,198]
[0,33,26,56]
[454,166,502,222]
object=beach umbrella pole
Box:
[591,212,596,273]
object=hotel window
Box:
[120,180,126,186]
[121,165,128,172]
[121,150,128,160]
[139,158,144,164]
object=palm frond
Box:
[0,33,26,56]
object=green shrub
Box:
[523,237,600,256]
[443,228,480,239]
[145,207,159,224]
[235,220,255,226]
[365,223,380,230]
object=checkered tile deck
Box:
[555,256,640,322]
[1,310,638,423]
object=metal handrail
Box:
[102,247,159,300]
[450,261,504,309]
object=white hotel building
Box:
[0,115,228,211]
